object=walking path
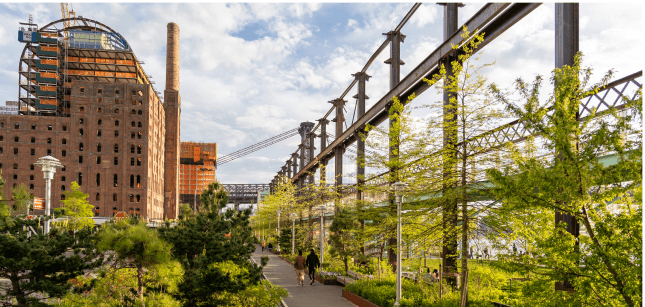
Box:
[251,245,356,307]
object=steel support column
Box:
[308,132,316,185]
[385,28,405,266]
[555,2,580,292]
[441,2,461,288]
[331,98,346,212]
[287,159,293,179]
[353,72,371,201]
[292,153,299,176]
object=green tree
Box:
[98,219,174,305]
[58,181,94,231]
[329,208,361,274]
[0,218,102,306]
[487,53,642,306]
[158,181,269,306]
[0,174,14,229]
[12,184,33,215]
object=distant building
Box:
[179,142,217,209]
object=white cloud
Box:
[347,19,358,27]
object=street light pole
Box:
[392,181,408,307]
[276,210,281,252]
[34,155,64,234]
[290,213,297,255]
[316,205,326,265]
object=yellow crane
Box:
[60,3,78,31]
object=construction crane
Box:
[60,3,78,32]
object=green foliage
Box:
[98,219,174,304]
[158,181,266,306]
[210,261,288,306]
[329,208,362,274]
[0,174,14,229]
[11,184,33,215]
[57,181,94,231]
[0,218,102,306]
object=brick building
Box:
[0,18,190,221]
[179,142,217,208]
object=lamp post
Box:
[316,204,326,265]
[392,181,408,307]
[34,155,64,234]
[276,210,281,252]
[290,213,297,254]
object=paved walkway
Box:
[251,245,356,307]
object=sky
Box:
[0,2,642,186]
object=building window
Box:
[136,195,141,202]
[31,149,35,155]
[1,122,3,128]
[115,120,119,126]
[137,132,142,139]
[114,131,119,137]
[116,90,120,95]
[130,145,135,154]
[96,193,100,201]
[98,119,102,125]
[80,107,84,112]
[30,175,34,180]
[136,175,140,188]
[113,194,117,202]
[138,122,142,128]
[98,88,102,94]
[113,207,117,216]
[0,147,3,154]
[0,136,3,142]
[62,139,67,145]
[131,121,135,128]
[30,165,34,170]
[0,163,3,168]
[115,108,120,113]
[131,132,135,139]
[79,118,84,124]
[14,148,18,155]
[29,184,34,190]
[129,208,134,215]
[78,173,83,185]
[136,208,141,217]
[78,156,83,163]
[61,176,65,182]
[48,125,52,131]
[61,195,66,200]
[79,128,84,136]
[61,185,66,191]
[80,87,85,93]
[116,99,121,104]
[114,157,118,165]
[79,142,84,151]
[97,156,101,164]
[131,158,135,166]
[138,110,143,115]
[113,174,118,187]
[31,124,36,130]
[63,125,67,131]
[47,138,51,144]
[13,174,17,180]
[131,110,136,115]
[30,137,35,143]
[62,166,65,172]
[14,123,19,129]
[14,136,19,142]
[137,158,141,166]
[96,173,100,186]
[114,144,119,153]
[129,194,134,202]
[97,130,102,137]
[94,207,100,217]
[137,145,141,154]
[129,175,134,188]
[97,143,102,152]
[62,150,66,157]
[13,164,18,169]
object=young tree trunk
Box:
[11,271,27,307]
[460,151,469,306]
[137,264,145,306]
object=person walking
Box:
[261,240,266,252]
[294,250,306,286]
[306,249,320,285]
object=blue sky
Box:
[0,3,642,186]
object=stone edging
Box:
[342,289,380,307]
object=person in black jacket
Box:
[306,249,320,285]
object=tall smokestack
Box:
[166,22,180,91]
[164,22,181,220]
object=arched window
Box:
[115,120,119,126]
[80,107,85,112]
[97,130,102,137]
[31,124,36,130]
[138,122,142,128]
[94,207,100,217]
[131,121,135,127]
[130,132,135,139]
[61,195,66,200]
[113,174,118,187]
[79,142,84,151]
[96,193,100,201]
[61,185,66,191]
[79,128,84,136]
[136,208,141,216]
[14,136,19,142]
[130,175,134,188]
[30,184,34,190]
[13,164,18,169]
[79,118,84,124]
[62,139,67,145]
[114,130,119,137]
[30,137,35,143]
[96,173,101,186]
[0,136,3,141]
[137,158,141,166]
[14,123,19,129]
[47,138,51,144]
[131,110,136,115]
[137,132,142,139]
[138,110,143,115]
[115,108,120,113]
[97,156,101,164]
[78,173,83,186]
[113,194,117,201]
[47,125,52,131]
[62,176,65,182]
[129,194,134,202]
[113,207,118,216]
[97,143,102,152]
[136,195,141,202]
[114,144,119,153]
[62,125,67,131]
[136,175,141,188]
[62,150,66,157]
[114,157,118,165]
[30,175,34,180]
[97,119,102,125]
[137,145,141,154]
[97,107,102,113]
[130,145,135,153]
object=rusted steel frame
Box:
[291,3,538,182]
